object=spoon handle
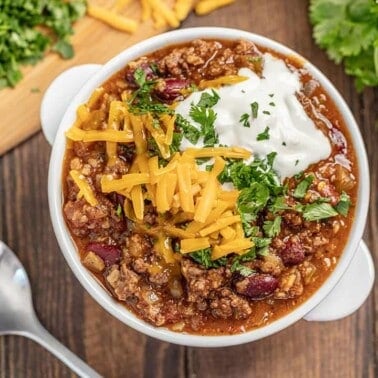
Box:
[24,318,102,378]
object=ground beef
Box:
[209,288,252,320]
[157,39,263,82]
[181,258,231,303]
[64,196,125,239]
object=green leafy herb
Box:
[263,216,282,237]
[0,0,87,89]
[190,248,227,269]
[196,89,220,108]
[310,0,378,90]
[269,196,292,213]
[257,127,270,141]
[303,202,338,221]
[262,110,271,115]
[231,261,255,277]
[269,102,276,106]
[335,191,351,216]
[116,204,123,217]
[293,175,314,199]
[251,101,259,118]
[129,68,173,116]
[188,90,220,146]
[237,182,270,234]
[239,113,250,128]
[175,114,200,144]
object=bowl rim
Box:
[48,27,370,347]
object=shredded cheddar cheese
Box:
[198,75,248,89]
[87,5,138,33]
[69,170,98,207]
[195,0,236,16]
[66,127,134,143]
[87,1,237,32]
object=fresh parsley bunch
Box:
[310,0,378,91]
[0,0,87,89]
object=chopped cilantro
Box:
[269,93,274,97]
[237,182,270,233]
[190,248,227,269]
[295,159,300,166]
[128,68,172,116]
[269,196,293,213]
[175,114,200,144]
[269,102,276,106]
[239,113,250,128]
[282,141,287,146]
[116,204,123,217]
[335,191,351,216]
[251,102,259,118]
[262,110,271,115]
[293,175,314,199]
[231,261,255,277]
[196,89,220,108]
[0,0,87,89]
[263,216,282,237]
[303,202,338,221]
[257,127,270,141]
[189,106,218,146]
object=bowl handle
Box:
[40,64,102,146]
[304,240,374,322]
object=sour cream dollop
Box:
[175,53,331,180]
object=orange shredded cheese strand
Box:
[180,238,210,253]
[147,0,180,27]
[184,146,251,159]
[199,215,241,236]
[101,173,150,193]
[212,238,254,260]
[175,0,193,20]
[70,170,98,207]
[198,74,247,89]
[195,0,236,16]
[66,127,133,143]
[131,185,144,220]
[87,5,138,33]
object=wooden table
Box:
[1,1,377,377]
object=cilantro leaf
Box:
[239,113,250,128]
[251,102,259,118]
[335,191,351,216]
[310,0,378,90]
[257,127,270,141]
[231,261,255,277]
[237,182,270,234]
[303,202,338,221]
[0,0,86,89]
[196,90,220,108]
[293,175,314,199]
[189,106,218,146]
[175,114,200,144]
[190,248,227,269]
[263,216,282,237]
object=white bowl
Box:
[44,27,374,347]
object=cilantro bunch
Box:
[0,0,87,89]
[310,0,378,91]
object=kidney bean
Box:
[154,78,189,102]
[87,242,121,266]
[235,274,278,299]
[280,238,305,266]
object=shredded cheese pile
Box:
[66,90,254,263]
[87,0,236,32]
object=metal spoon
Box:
[0,241,102,377]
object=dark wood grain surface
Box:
[0,1,377,377]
